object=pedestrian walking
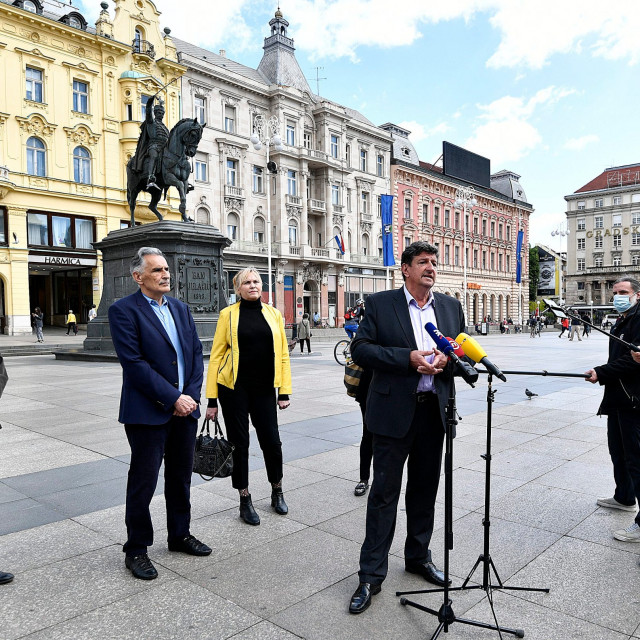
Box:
[558,317,569,338]
[569,314,582,341]
[31,307,44,343]
[65,309,77,335]
[298,313,312,354]
[88,304,97,321]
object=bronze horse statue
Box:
[126,117,204,224]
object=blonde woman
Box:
[205,268,292,525]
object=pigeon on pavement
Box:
[525,389,538,399]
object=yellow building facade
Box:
[0,0,185,334]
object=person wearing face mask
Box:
[585,276,640,545]
[206,268,292,526]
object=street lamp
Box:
[551,222,570,305]
[250,114,284,306]
[455,186,477,327]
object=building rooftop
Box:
[574,163,640,193]
[0,0,93,33]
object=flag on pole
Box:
[515,229,524,283]
[381,195,395,267]
[334,234,345,255]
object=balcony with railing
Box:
[350,253,384,265]
[226,240,270,254]
[132,39,155,58]
[224,185,244,198]
[311,247,330,258]
[288,244,301,256]
[308,199,326,213]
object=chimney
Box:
[219,49,226,58]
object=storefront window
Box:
[75,218,94,249]
[27,213,48,245]
[52,216,72,247]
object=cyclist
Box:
[344,298,365,340]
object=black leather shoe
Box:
[354,481,369,497]
[125,554,158,580]
[405,561,451,587]
[168,535,212,556]
[239,494,260,525]
[0,571,14,585]
[271,488,288,515]
[349,582,381,614]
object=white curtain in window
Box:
[75,219,93,249]
[52,216,71,247]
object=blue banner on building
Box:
[515,229,524,283]
[381,195,395,267]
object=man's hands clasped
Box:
[173,394,198,416]
[410,348,448,376]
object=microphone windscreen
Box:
[425,322,453,355]
[446,337,465,358]
[455,332,488,363]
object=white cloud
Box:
[397,120,450,142]
[564,135,599,151]
[464,86,574,165]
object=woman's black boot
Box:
[239,494,260,525]
[271,488,288,515]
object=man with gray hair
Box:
[108,247,210,580]
[586,275,640,548]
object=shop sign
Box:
[30,254,97,267]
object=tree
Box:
[529,245,539,301]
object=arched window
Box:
[196,207,209,225]
[377,235,383,258]
[23,0,37,11]
[26,136,45,176]
[226,213,238,241]
[361,233,369,256]
[288,219,298,245]
[253,216,265,243]
[73,146,91,184]
[133,27,143,52]
[68,15,81,28]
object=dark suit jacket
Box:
[351,287,465,438]
[108,289,203,425]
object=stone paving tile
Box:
[0,546,178,640]
[286,445,359,476]
[465,448,566,482]
[0,497,66,535]
[552,421,608,443]
[0,422,44,444]
[535,456,618,498]
[566,506,640,556]
[457,427,539,454]
[229,621,303,640]
[0,481,27,504]
[0,518,112,573]
[515,434,599,460]
[20,580,260,640]
[190,527,360,617]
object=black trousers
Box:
[607,409,640,523]
[358,402,373,483]
[123,415,197,556]
[300,338,311,353]
[218,384,283,490]
[359,395,444,586]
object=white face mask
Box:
[613,293,638,313]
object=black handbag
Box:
[193,418,234,480]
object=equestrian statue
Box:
[127,90,204,224]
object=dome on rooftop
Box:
[120,70,145,79]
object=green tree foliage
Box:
[529,246,539,301]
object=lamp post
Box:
[551,222,570,305]
[455,186,477,327]
[250,114,284,306]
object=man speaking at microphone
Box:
[348,241,466,614]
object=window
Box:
[506,225,511,240]
[361,192,369,214]
[613,196,622,205]
[595,216,603,229]
[286,122,295,146]
[26,136,46,176]
[253,217,265,243]
[69,15,82,28]
[331,184,340,206]
[303,132,312,149]
[482,219,487,235]
[287,170,297,196]
[360,149,367,172]
[330,134,339,158]
[346,188,351,211]
[226,159,237,186]
[252,166,263,193]
[433,206,440,226]
[594,198,603,208]
[498,223,503,239]
[404,199,411,218]
[73,146,91,184]
[194,96,206,125]
[444,245,450,264]
[473,218,479,234]
[577,258,585,270]
[422,204,428,224]
[226,213,238,240]
[346,144,351,167]
[288,221,298,245]
[482,251,487,269]
[632,233,640,246]
[577,282,585,290]
[633,255,640,266]
[444,209,450,227]
[498,253,503,271]
[26,67,43,102]
[490,221,495,237]
[613,234,622,248]
[454,246,460,266]
[613,256,622,266]
[75,218,93,249]
[140,94,151,121]
[195,159,207,182]
[633,212,640,224]
[24,0,37,11]
[490,252,495,270]
[577,238,586,250]
[0,208,5,245]
[455,212,460,229]
[506,255,510,271]
[613,214,622,227]
[27,213,48,245]
[404,237,411,249]
[595,257,603,267]
[362,234,369,256]
[72,80,88,113]
[52,216,72,247]
[577,218,586,230]
[224,105,235,133]
[595,235,603,248]
[473,249,478,268]
[577,201,586,210]
[376,154,383,177]
[594,279,602,288]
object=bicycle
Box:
[334,336,352,365]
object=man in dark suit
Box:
[109,247,211,580]
[348,241,466,614]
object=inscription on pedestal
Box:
[187,267,212,304]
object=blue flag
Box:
[515,229,524,283]
[381,195,395,267]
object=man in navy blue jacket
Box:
[109,247,210,580]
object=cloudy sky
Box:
[80,0,640,249]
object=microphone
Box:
[455,333,507,382]
[446,337,465,359]
[424,322,478,386]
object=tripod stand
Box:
[396,386,523,639]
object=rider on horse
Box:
[131,95,169,192]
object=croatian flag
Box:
[381,195,395,267]
[334,234,345,255]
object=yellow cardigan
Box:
[206,301,292,399]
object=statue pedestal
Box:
[57,221,230,360]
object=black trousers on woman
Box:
[300,338,311,353]
[218,383,283,490]
[358,402,373,483]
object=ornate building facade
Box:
[0,0,186,333]
[565,163,640,307]
[384,124,532,325]
[175,10,392,326]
